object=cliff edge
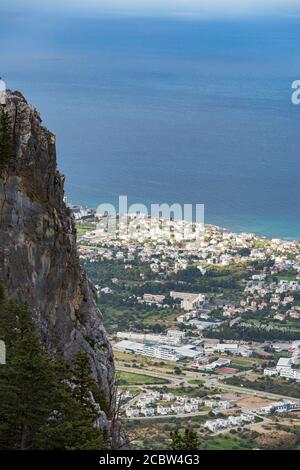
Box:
[0,91,115,413]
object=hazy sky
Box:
[2,0,300,18]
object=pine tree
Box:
[170,428,199,450]
[0,108,13,171]
[73,352,111,418]
[72,351,96,411]
[0,301,110,450]
[34,369,109,450]
[35,353,110,450]
[0,302,56,449]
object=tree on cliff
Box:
[0,302,54,449]
[35,355,109,450]
[0,298,110,450]
[0,108,14,171]
[72,351,96,410]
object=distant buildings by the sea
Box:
[64,197,95,220]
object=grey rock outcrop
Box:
[0,91,115,413]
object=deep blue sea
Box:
[1,16,300,239]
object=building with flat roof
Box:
[113,339,198,361]
[170,291,206,311]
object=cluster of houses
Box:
[94,213,204,244]
[204,413,255,433]
[115,327,282,365]
[205,342,252,357]
[264,343,300,381]
[124,386,300,426]
[207,274,300,321]
[76,208,300,274]
[75,210,300,337]
[190,357,232,372]
[114,326,256,364]
[240,276,300,320]
[258,400,300,414]
[76,212,300,280]
[124,391,232,418]
[192,341,252,359]
[204,399,300,433]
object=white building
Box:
[259,400,300,415]
[116,331,183,346]
[167,328,185,341]
[141,407,155,417]
[264,368,279,377]
[264,359,300,382]
[216,343,239,354]
[113,339,194,361]
[204,413,254,433]
[276,357,293,373]
[170,291,206,311]
[125,408,140,418]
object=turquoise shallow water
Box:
[1,17,300,239]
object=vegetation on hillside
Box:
[225,375,300,399]
[0,293,110,450]
[204,324,300,342]
[170,428,199,450]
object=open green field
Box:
[76,221,97,236]
[125,417,258,450]
[187,379,205,385]
[103,305,180,333]
[198,434,257,450]
[113,350,176,371]
[117,371,169,385]
[267,273,297,282]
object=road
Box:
[116,364,222,390]
[121,410,209,421]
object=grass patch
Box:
[76,221,97,236]
[198,433,257,450]
[117,371,169,385]
[188,379,205,385]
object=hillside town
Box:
[74,208,300,449]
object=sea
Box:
[1,16,300,239]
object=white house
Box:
[264,368,279,377]
[276,357,292,372]
[170,291,206,311]
[216,343,239,354]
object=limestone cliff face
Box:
[0,91,115,411]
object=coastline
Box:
[68,197,300,244]
[67,196,300,244]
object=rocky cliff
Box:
[0,91,115,415]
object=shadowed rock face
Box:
[0,91,115,412]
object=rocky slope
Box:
[0,91,115,415]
